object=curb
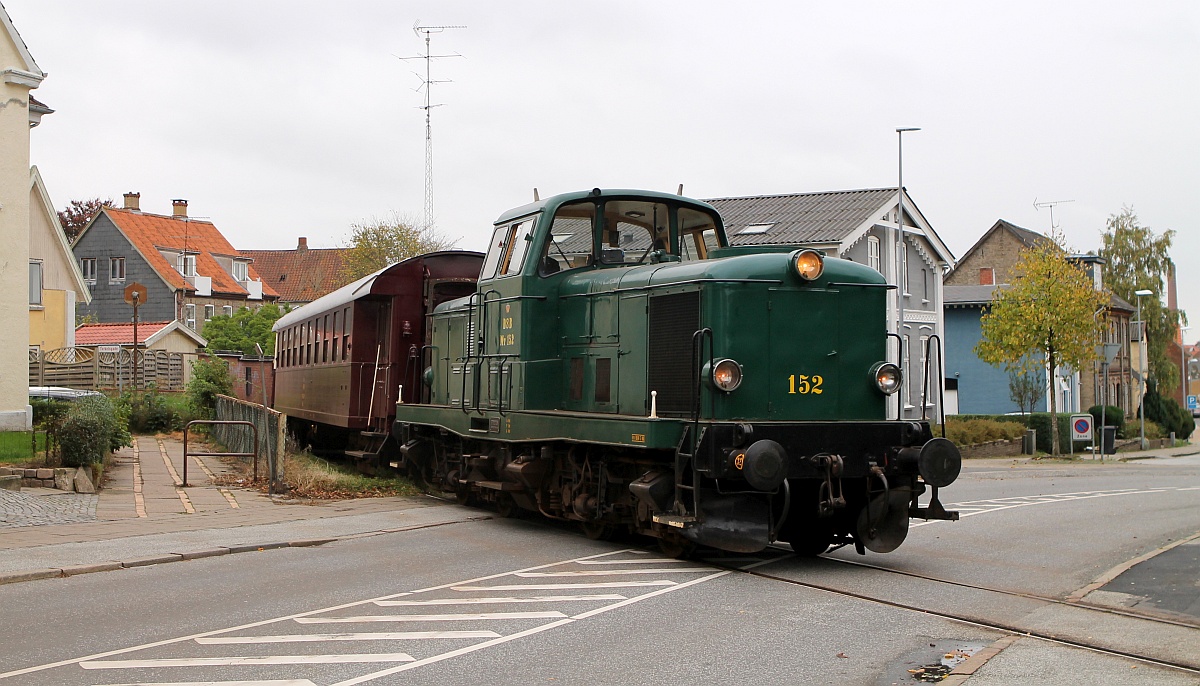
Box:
[0,517,487,587]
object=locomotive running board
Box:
[652,513,698,528]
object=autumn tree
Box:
[1099,207,1181,393]
[975,234,1108,454]
[340,212,456,281]
[58,197,113,242]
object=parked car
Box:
[28,387,103,401]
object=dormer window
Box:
[178,254,196,277]
[233,261,248,282]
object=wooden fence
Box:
[28,347,186,391]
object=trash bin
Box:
[1023,429,1037,455]
[1101,426,1116,455]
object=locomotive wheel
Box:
[580,520,615,541]
[495,493,518,518]
[658,532,696,559]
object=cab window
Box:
[678,207,722,262]
[500,219,536,276]
[480,225,511,280]
[539,202,596,276]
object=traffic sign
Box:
[1189,395,1197,411]
[1070,414,1093,441]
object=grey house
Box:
[72,194,278,335]
[705,188,956,420]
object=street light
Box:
[896,127,920,417]
[1135,289,1154,449]
[1181,321,1190,412]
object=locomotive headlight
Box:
[870,362,902,395]
[706,358,744,392]
[789,249,824,282]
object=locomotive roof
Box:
[493,189,723,225]
[272,250,482,331]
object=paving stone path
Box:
[0,488,98,528]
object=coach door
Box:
[355,300,393,431]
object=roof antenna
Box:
[399,22,466,231]
[1033,197,1074,230]
[533,188,540,201]
[677,183,684,196]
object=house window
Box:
[29,261,43,306]
[901,249,910,295]
[179,254,196,277]
[80,257,96,282]
[109,257,126,282]
[204,304,215,321]
[184,304,196,329]
[232,261,248,282]
[979,267,994,286]
[738,223,774,236]
[921,268,929,302]
[223,305,233,317]
[867,236,880,272]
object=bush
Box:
[187,357,234,419]
[30,398,70,431]
[118,387,184,434]
[945,417,1027,446]
[58,395,128,467]
[1087,405,1125,434]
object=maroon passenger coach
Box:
[272,251,484,457]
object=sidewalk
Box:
[0,435,474,585]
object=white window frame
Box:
[738,223,774,236]
[232,261,248,282]
[204,304,215,321]
[179,254,197,277]
[901,248,910,295]
[29,260,43,306]
[867,236,880,272]
[80,257,96,283]
[184,304,196,330]
[223,305,234,317]
[109,256,126,282]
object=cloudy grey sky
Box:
[8,1,1199,329]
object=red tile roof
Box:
[101,208,279,298]
[241,243,352,303]
[75,321,175,345]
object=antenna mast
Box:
[400,22,465,231]
[1032,197,1075,230]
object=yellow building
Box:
[29,167,91,354]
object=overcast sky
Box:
[8,1,1198,330]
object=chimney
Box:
[297,237,308,251]
[123,192,141,211]
[172,199,188,218]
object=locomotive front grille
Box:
[648,291,700,415]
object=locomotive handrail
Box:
[560,278,783,299]
[826,282,899,289]
[459,291,483,414]
[885,331,905,421]
[419,344,437,404]
[921,334,947,437]
[476,289,504,415]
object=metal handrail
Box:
[182,420,258,487]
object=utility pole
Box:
[400,23,465,231]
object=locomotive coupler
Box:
[810,453,846,517]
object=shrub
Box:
[187,357,234,419]
[1087,405,1125,434]
[118,387,182,434]
[30,398,70,431]
[58,395,128,467]
[945,417,1027,446]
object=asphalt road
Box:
[0,455,1197,686]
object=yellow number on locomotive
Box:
[787,374,824,395]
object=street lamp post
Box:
[1135,289,1154,449]
[896,127,920,418]
[1181,321,1190,410]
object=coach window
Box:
[540,202,597,276]
[342,307,351,359]
[332,311,339,362]
[323,315,330,363]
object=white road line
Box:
[328,570,731,686]
[196,631,499,644]
[0,548,643,681]
[452,581,676,591]
[82,654,414,669]
[375,595,625,606]
[94,681,317,686]
[575,559,687,565]
[516,568,710,577]
[295,611,567,624]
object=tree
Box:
[976,234,1108,454]
[341,212,456,281]
[58,197,113,242]
[1099,207,1181,393]
[1007,365,1045,416]
[202,304,286,356]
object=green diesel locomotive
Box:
[393,188,960,556]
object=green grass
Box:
[0,431,48,465]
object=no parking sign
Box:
[1070,414,1093,441]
